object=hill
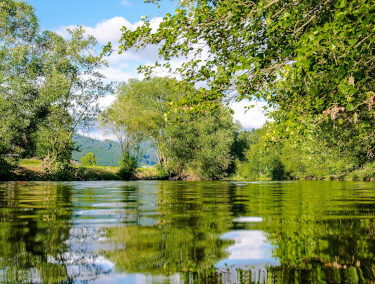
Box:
[72,134,157,167]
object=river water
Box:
[1,180,375,283]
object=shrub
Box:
[81,152,97,167]
[48,162,75,181]
[118,151,138,180]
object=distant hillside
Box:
[72,134,157,167]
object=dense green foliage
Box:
[2,0,374,180]
[118,151,138,179]
[102,78,241,179]
[235,122,372,181]
[163,107,239,179]
[115,0,375,176]
[0,0,111,179]
[80,152,97,167]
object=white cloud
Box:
[99,66,139,82]
[98,94,116,109]
[56,16,162,45]
[82,17,133,43]
[77,128,117,141]
[221,230,272,261]
[56,17,133,44]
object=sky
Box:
[26,0,268,139]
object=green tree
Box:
[118,151,138,180]
[34,28,112,171]
[81,152,97,167]
[103,77,239,179]
[115,0,375,167]
[0,0,42,176]
[163,107,238,179]
[100,77,179,166]
[0,0,112,178]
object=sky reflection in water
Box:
[1,180,375,283]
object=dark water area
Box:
[1,181,375,283]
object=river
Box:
[0,180,374,283]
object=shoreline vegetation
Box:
[11,159,163,181]
[7,158,375,182]
[1,1,375,183]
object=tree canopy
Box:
[0,0,112,177]
[115,0,375,164]
[102,77,241,179]
[81,152,97,167]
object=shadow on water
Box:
[1,180,375,283]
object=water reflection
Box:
[104,182,234,275]
[0,182,72,283]
[0,181,375,283]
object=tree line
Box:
[0,0,246,181]
[100,77,246,179]
[0,0,111,179]
[109,0,375,180]
[2,0,374,181]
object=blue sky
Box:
[25,0,267,138]
[26,0,174,30]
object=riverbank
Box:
[230,165,375,182]
[8,159,165,181]
[6,159,375,182]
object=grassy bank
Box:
[9,159,165,181]
[231,162,375,182]
[9,159,375,182]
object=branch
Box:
[293,15,316,35]
[354,33,373,49]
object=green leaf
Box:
[346,103,354,111]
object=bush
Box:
[118,152,138,180]
[48,162,75,181]
[81,152,97,167]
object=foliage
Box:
[135,166,168,180]
[35,106,75,169]
[0,0,42,169]
[80,152,97,167]
[118,151,138,180]
[48,162,76,181]
[163,107,238,179]
[115,0,375,168]
[348,162,375,181]
[104,77,240,179]
[33,28,112,171]
[0,0,111,178]
[236,123,358,180]
[15,158,119,181]
[100,77,178,165]
[74,165,120,180]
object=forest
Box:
[1,0,374,181]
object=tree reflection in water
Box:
[104,182,234,274]
[1,181,375,283]
[0,182,73,283]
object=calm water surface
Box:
[1,180,375,283]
